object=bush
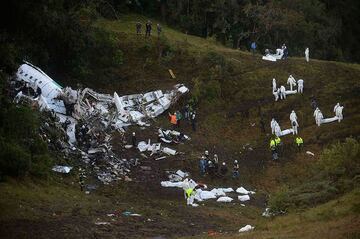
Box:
[202,51,226,68]
[269,138,360,213]
[0,141,31,177]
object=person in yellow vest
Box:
[275,136,282,156]
[269,137,278,160]
[295,136,304,152]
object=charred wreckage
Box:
[9,62,189,184]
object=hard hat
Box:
[205,150,209,155]
[234,160,238,163]
[222,162,226,165]
[132,132,136,136]
[214,154,218,157]
[201,156,205,159]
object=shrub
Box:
[269,138,360,213]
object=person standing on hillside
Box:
[305,47,309,62]
[269,137,278,160]
[190,111,197,131]
[199,156,206,176]
[251,41,256,55]
[232,160,239,178]
[169,112,177,129]
[295,136,303,152]
[176,110,182,128]
[131,132,137,147]
[145,20,152,37]
[157,23,162,37]
[219,162,228,177]
[297,79,304,93]
[136,22,142,35]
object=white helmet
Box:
[205,150,209,155]
[234,160,238,163]
[132,132,136,136]
[222,162,226,166]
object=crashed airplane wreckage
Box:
[12,62,189,184]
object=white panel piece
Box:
[162,147,177,155]
[158,96,171,108]
[177,86,189,94]
[129,111,145,122]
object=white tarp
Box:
[161,181,183,188]
[239,225,254,233]
[217,196,233,202]
[238,195,251,202]
[236,187,255,195]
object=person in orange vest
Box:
[169,112,177,129]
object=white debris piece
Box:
[161,181,184,188]
[95,222,110,225]
[52,165,73,173]
[210,188,226,197]
[236,187,255,195]
[306,151,315,156]
[262,208,272,217]
[239,225,254,233]
[195,189,217,200]
[137,141,149,152]
[238,195,251,202]
[218,188,234,193]
[176,170,189,178]
[162,147,177,155]
[217,196,233,202]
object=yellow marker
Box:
[168,69,176,79]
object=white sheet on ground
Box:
[238,195,251,202]
[239,225,254,232]
[217,196,233,202]
[236,187,255,195]
[210,188,226,197]
[161,181,183,188]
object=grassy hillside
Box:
[0,14,360,238]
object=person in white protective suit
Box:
[274,124,282,137]
[305,48,309,62]
[280,85,286,100]
[334,103,344,122]
[287,75,297,91]
[272,78,277,92]
[182,178,198,207]
[273,88,280,101]
[270,118,277,134]
[316,110,324,126]
[290,110,299,135]
[297,79,304,93]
